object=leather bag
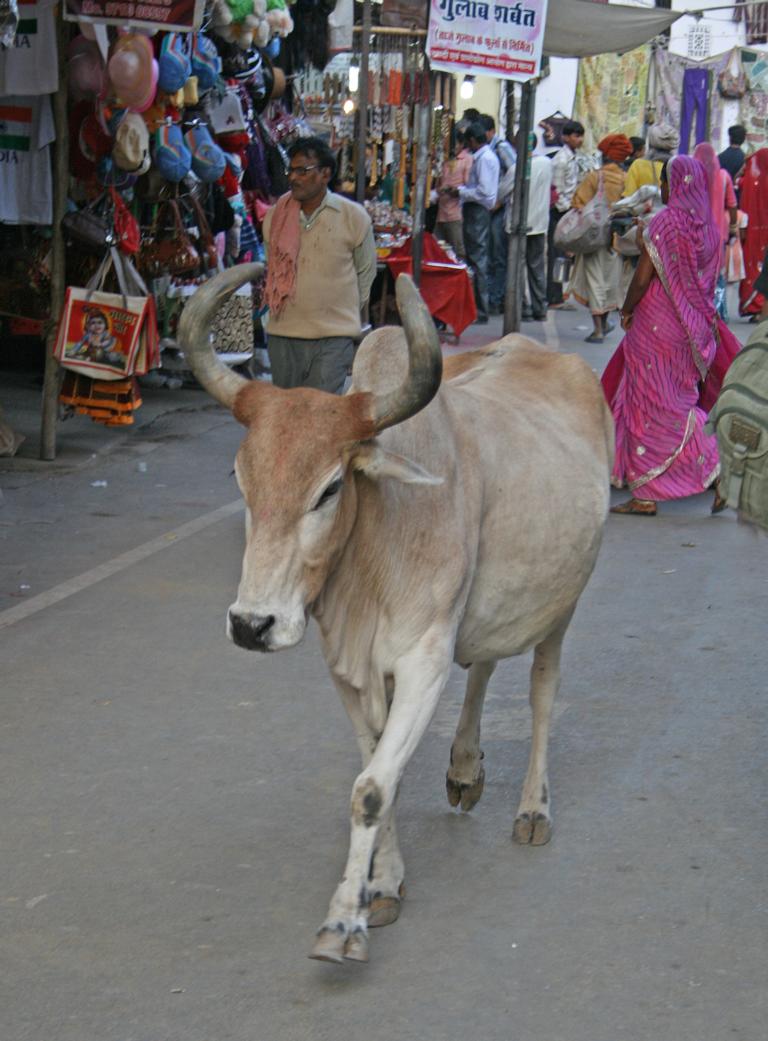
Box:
[139,199,199,279]
[185,194,221,274]
[62,195,115,253]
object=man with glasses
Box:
[262,137,376,393]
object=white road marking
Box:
[0,500,244,632]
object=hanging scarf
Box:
[263,191,301,319]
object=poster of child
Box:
[68,307,126,369]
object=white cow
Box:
[179,265,614,964]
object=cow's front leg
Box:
[513,616,570,847]
[310,637,452,964]
[331,676,405,929]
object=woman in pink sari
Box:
[606,155,730,515]
[693,142,738,319]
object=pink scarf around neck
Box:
[264,192,301,318]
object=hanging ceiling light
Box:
[460,75,475,101]
[348,63,359,93]
[342,97,356,115]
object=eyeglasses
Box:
[288,164,319,177]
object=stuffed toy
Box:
[209,0,271,49]
[265,0,294,37]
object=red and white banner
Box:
[64,0,204,33]
[427,0,548,82]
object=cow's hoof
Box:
[513,811,552,846]
[368,883,405,928]
[309,928,346,963]
[446,766,485,811]
[343,930,369,962]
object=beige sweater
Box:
[263,192,376,339]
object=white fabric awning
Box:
[543,0,682,58]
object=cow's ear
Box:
[352,443,442,485]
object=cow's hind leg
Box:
[311,636,452,964]
[446,660,496,811]
[513,615,571,847]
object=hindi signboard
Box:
[64,0,204,33]
[427,0,548,82]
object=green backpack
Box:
[706,324,768,530]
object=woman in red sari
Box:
[738,148,768,316]
[605,156,740,516]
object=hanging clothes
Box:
[678,68,709,155]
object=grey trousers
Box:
[434,219,466,258]
[267,334,354,395]
[462,202,491,320]
[524,233,548,318]
[488,207,509,309]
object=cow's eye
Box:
[313,477,343,510]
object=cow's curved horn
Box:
[372,273,443,432]
[178,263,264,410]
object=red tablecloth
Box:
[385,233,477,336]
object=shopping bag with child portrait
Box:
[54,248,152,380]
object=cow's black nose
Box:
[229,612,276,651]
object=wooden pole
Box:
[355,0,371,204]
[40,8,69,460]
[503,78,536,336]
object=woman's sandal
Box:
[711,480,727,514]
[584,332,604,343]
[610,498,657,516]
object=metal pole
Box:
[503,78,536,336]
[355,0,371,204]
[410,82,432,288]
[505,78,515,146]
[40,10,70,459]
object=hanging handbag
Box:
[138,199,200,279]
[209,282,254,356]
[61,195,116,253]
[554,172,611,255]
[718,49,748,99]
[185,194,221,274]
[54,248,155,380]
[109,188,140,255]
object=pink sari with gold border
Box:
[605,156,728,500]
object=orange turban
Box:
[598,134,633,163]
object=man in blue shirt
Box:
[453,122,500,324]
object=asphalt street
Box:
[1,305,766,1041]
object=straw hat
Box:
[108,32,158,114]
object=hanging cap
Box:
[113,112,151,175]
[108,32,158,113]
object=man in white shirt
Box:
[510,134,552,321]
[547,119,584,307]
[454,122,499,324]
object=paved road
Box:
[1,308,766,1041]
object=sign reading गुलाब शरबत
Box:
[427,0,548,82]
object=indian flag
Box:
[16,0,37,37]
[0,104,32,152]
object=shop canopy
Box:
[543,0,683,58]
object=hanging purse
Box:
[61,195,116,253]
[109,188,140,255]
[185,194,221,274]
[718,49,749,99]
[139,199,200,279]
